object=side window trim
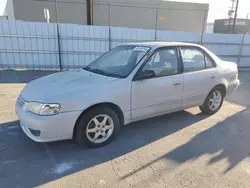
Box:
[133,46,181,81]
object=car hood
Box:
[21,70,118,102]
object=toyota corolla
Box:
[16,42,240,147]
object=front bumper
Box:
[16,100,81,142]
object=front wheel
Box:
[199,87,224,114]
[75,107,120,148]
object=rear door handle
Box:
[211,76,216,79]
[173,82,181,86]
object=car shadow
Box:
[121,107,250,184]
[0,109,209,188]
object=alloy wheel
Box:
[209,90,222,111]
[86,114,114,144]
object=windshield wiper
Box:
[82,66,90,71]
[83,66,107,75]
[90,69,123,78]
[90,69,109,76]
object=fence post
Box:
[55,0,62,71]
[155,8,159,41]
[200,10,208,45]
[108,2,111,50]
[237,34,245,66]
[237,13,249,67]
[56,24,62,71]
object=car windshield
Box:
[86,45,151,78]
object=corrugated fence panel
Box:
[202,33,242,63]
[240,35,250,67]
[203,33,242,44]
[0,20,17,68]
[110,27,155,48]
[59,24,109,67]
[204,44,240,56]
[156,30,202,43]
[239,57,250,67]
[111,27,126,48]
[0,20,59,69]
[0,20,249,69]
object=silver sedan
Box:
[16,42,240,147]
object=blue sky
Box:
[0,0,249,22]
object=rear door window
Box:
[180,47,206,72]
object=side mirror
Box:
[134,70,156,80]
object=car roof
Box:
[125,42,202,49]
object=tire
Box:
[199,86,224,115]
[75,106,120,148]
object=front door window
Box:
[142,48,179,77]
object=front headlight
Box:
[25,102,61,115]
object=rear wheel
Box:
[75,107,120,148]
[199,87,224,114]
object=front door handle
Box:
[173,82,181,86]
[211,76,216,79]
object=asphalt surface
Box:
[1,70,250,188]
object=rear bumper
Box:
[226,79,240,96]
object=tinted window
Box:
[142,48,179,77]
[181,48,205,72]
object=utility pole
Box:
[227,0,235,33]
[87,0,93,25]
[55,0,62,71]
[232,0,239,33]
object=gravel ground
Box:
[0,70,250,188]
